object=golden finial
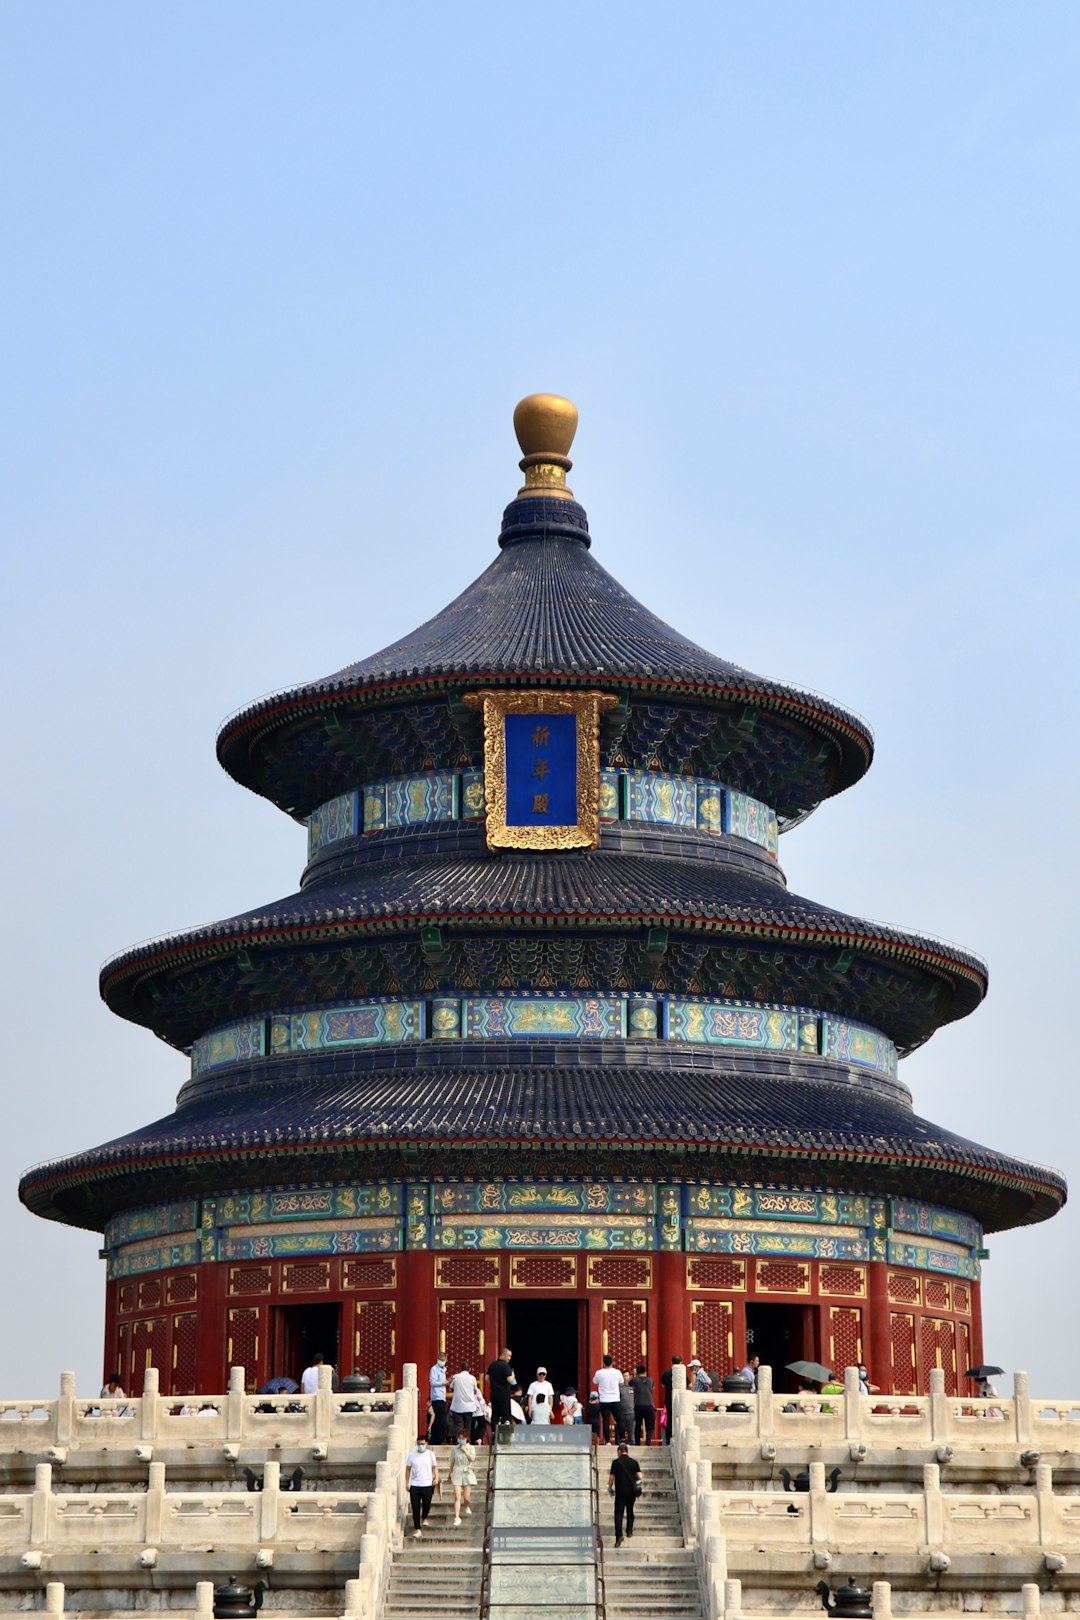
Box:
[513,393,578,499]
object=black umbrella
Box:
[786,1360,835,1384]
[964,1365,1004,1380]
[257,1376,300,1394]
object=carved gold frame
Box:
[463,688,616,851]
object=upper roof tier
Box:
[216,396,874,822]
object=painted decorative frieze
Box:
[463,995,625,1039]
[306,791,359,860]
[726,790,779,854]
[667,999,818,1055]
[270,1001,422,1056]
[191,1018,265,1078]
[823,1016,899,1080]
[626,769,697,828]
[890,1197,981,1250]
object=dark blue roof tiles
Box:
[216,527,873,800]
[18,1063,1066,1231]
[99,853,988,1025]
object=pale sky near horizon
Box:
[2,4,1078,1400]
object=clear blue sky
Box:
[2,3,1077,1398]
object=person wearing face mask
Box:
[428,1354,448,1443]
[450,1432,478,1525]
[857,1363,880,1395]
[404,1435,439,1537]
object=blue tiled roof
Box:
[99,853,987,1041]
[19,1058,1065,1233]
[216,498,873,810]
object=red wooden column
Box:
[866,1260,893,1393]
[654,1250,687,1383]
[199,1259,229,1395]
[395,1249,435,1390]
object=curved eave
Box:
[216,667,874,815]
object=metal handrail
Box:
[477,1428,499,1620]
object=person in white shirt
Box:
[404,1438,439,1537]
[526,1365,555,1420]
[300,1353,325,1395]
[561,1387,583,1424]
[448,1363,480,1438]
[593,1354,624,1444]
[428,1355,448,1442]
[530,1392,553,1425]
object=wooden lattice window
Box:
[602,1299,647,1372]
[690,1300,733,1379]
[439,1298,485,1372]
[228,1265,273,1296]
[355,1300,396,1384]
[226,1306,262,1390]
[889,1313,917,1395]
[281,1261,331,1294]
[166,1272,198,1305]
[952,1283,971,1316]
[828,1306,863,1374]
[436,1255,501,1289]
[819,1264,866,1298]
[510,1256,577,1289]
[887,1270,920,1305]
[687,1256,746,1292]
[172,1312,199,1396]
[137,1277,163,1311]
[117,1282,137,1316]
[755,1260,810,1294]
[924,1277,951,1312]
[587,1256,652,1290]
[342,1258,397,1290]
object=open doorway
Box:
[502,1298,584,1406]
[744,1302,816,1393]
[270,1303,341,1387]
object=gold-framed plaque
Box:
[463,688,616,851]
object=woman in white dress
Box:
[449,1433,477,1525]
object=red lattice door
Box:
[690,1300,733,1381]
[226,1305,264,1391]
[889,1313,917,1395]
[602,1299,647,1374]
[131,1316,169,1389]
[828,1307,863,1377]
[355,1300,397,1387]
[171,1312,199,1397]
[440,1298,486,1374]
[920,1316,958,1394]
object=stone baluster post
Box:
[872,1581,892,1620]
[260,1460,281,1542]
[808,1461,828,1550]
[680,1424,700,1533]
[195,1581,214,1618]
[701,1518,727,1620]
[30,1463,51,1547]
[756,1363,773,1438]
[145,1461,165,1544]
[922,1462,943,1548]
[844,1366,862,1444]
[723,1576,742,1620]
[344,1576,364,1618]
[140,1366,159,1442]
[1015,1370,1032,1445]
[1021,1582,1041,1619]
[44,1584,64,1615]
[226,1365,245,1442]
[357,1532,381,1620]
[315,1363,333,1443]
[928,1367,947,1444]
[56,1372,75,1446]
[672,1359,687,1447]
[690,1456,712,1545]
[1034,1462,1054,1547]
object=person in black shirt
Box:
[486,1347,518,1426]
[608,1443,642,1545]
[629,1363,656,1446]
[659,1354,682,1445]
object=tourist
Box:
[449,1432,477,1525]
[404,1436,439,1538]
[630,1363,656,1446]
[99,1372,125,1399]
[448,1361,480,1439]
[300,1353,324,1395]
[739,1354,760,1391]
[608,1442,642,1546]
[587,1391,603,1444]
[428,1353,448,1442]
[487,1348,518,1428]
[526,1364,555,1420]
[531,1392,553,1425]
[593,1353,624,1444]
[857,1363,880,1396]
[689,1358,712,1393]
[470,1383,489,1444]
[660,1355,683,1443]
[617,1378,636,1444]
[561,1387,583,1424]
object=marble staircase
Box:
[381,1447,489,1620]
[601,1447,705,1620]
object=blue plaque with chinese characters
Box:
[505,713,578,825]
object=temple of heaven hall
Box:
[20,394,1065,1399]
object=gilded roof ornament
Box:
[513,392,578,499]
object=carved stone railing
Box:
[711,1577,1045,1620]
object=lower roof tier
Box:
[99,852,987,1053]
[20,1046,1064,1234]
